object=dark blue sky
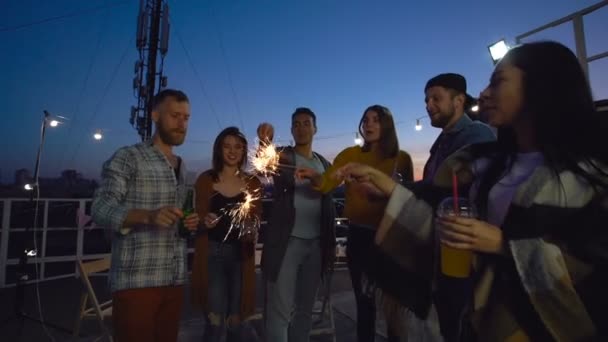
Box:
[1,0,607,182]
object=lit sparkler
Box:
[222,187,262,242]
[250,142,298,179]
[251,142,281,175]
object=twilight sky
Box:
[1,0,606,183]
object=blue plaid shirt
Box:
[92,141,188,292]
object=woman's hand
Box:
[336,162,397,197]
[437,216,506,255]
[203,212,220,229]
[335,162,374,182]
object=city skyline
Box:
[1,0,607,182]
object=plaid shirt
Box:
[92,141,188,292]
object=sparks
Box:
[222,187,262,242]
[251,142,281,176]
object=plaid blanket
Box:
[376,144,608,341]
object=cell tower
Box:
[131,0,170,141]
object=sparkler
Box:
[215,141,304,242]
[222,187,262,242]
[250,142,296,176]
[251,142,281,175]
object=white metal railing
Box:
[515,1,608,81]
[0,197,347,288]
[0,198,97,288]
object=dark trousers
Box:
[347,225,400,342]
[434,275,473,342]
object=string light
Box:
[93,130,103,140]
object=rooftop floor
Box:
[0,268,392,342]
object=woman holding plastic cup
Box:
[436,196,477,278]
[336,41,608,341]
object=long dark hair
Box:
[476,41,608,217]
[210,126,248,181]
[359,105,399,159]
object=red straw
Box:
[452,171,460,215]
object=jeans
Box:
[205,240,242,342]
[265,237,322,342]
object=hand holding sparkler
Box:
[203,212,221,229]
[253,122,302,176]
[295,167,323,188]
[257,122,274,146]
[336,162,397,197]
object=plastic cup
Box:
[437,197,477,278]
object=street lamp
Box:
[471,104,479,113]
[23,111,64,191]
[488,39,509,64]
[8,110,71,333]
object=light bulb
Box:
[354,133,363,145]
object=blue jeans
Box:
[207,240,242,317]
[265,237,322,342]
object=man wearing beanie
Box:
[414,74,495,341]
[422,73,496,182]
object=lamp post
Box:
[1,111,72,334]
[23,111,63,191]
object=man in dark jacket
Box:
[421,73,496,341]
[257,107,336,342]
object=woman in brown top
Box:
[191,127,262,342]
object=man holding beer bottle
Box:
[92,89,200,342]
[179,188,195,238]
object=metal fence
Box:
[0,197,348,288]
